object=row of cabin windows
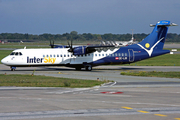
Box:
[95,53,127,57]
[43,53,127,58]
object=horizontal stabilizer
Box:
[135,20,177,52]
[150,21,178,27]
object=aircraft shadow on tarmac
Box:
[2,68,74,72]
[94,67,143,71]
[29,67,143,72]
[1,66,144,72]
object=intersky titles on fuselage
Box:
[27,56,56,64]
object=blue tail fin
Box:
[138,20,177,50]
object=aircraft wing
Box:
[85,45,115,53]
[86,45,115,48]
[50,41,116,55]
[51,44,115,49]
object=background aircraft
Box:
[51,29,136,48]
[1,20,177,71]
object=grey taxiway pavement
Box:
[0,64,180,120]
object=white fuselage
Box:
[1,48,119,67]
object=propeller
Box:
[68,39,74,52]
[50,40,54,48]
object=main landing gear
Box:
[85,65,92,71]
[75,64,92,71]
[75,67,82,71]
[10,66,16,71]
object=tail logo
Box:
[145,43,150,48]
[137,37,164,57]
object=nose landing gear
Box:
[10,66,16,71]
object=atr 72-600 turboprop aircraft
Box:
[1,20,177,71]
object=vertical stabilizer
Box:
[138,20,177,50]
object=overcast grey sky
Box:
[0,0,179,34]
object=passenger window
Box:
[115,53,117,56]
[125,53,127,56]
[47,55,49,57]
[95,54,97,56]
[99,54,101,56]
[50,55,52,57]
[67,55,69,57]
[60,54,62,57]
[57,55,59,57]
[102,54,104,56]
[64,55,66,57]
[54,55,56,57]
[43,55,45,57]
[112,54,114,57]
[122,53,124,56]
[118,53,121,56]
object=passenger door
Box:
[128,49,134,62]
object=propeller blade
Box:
[67,41,70,48]
[71,39,73,49]
[50,40,54,48]
[67,39,73,52]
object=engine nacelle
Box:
[73,46,87,55]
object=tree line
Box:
[0,31,180,42]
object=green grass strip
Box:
[0,74,105,88]
[121,71,180,79]
[0,50,12,63]
[124,54,180,66]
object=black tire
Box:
[85,65,92,71]
[10,66,16,71]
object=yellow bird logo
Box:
[145,43,150,48]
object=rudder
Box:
[138,20,177,50]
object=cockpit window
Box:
[10,52,23,56]
[10,52,15,55]
[19,52,22,55]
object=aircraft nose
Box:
[1,57,8,65]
